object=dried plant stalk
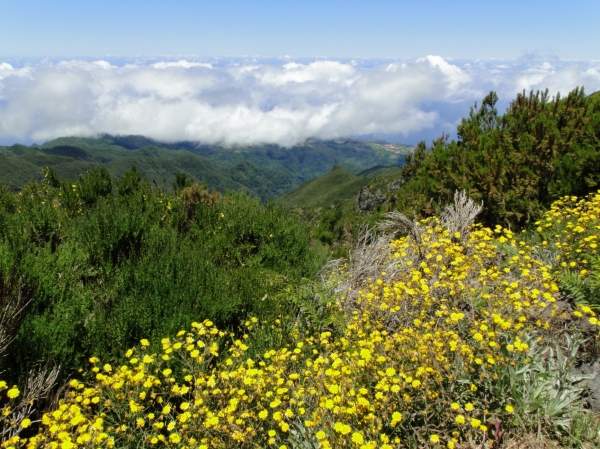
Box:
[440,189,483,238]
[1,365,60,440]
[321,190,484,323]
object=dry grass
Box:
[502,434,561,448]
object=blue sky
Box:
[0,1,599,146]
[2,0,598,60]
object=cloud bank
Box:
[0,57,599,146]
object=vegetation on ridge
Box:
[388,88,600,229]
[278,165,371,209]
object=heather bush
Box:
[0,167,325,387]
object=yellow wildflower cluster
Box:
[2,193,599,448]
[536,192,600,277]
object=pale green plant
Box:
[508,333,592,435]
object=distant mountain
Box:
[0,140,246,193]
[356,165,404,178]
[278,163,402,208]
[278,164,368,208]
[0,135,412,199]
[98,134,411,185]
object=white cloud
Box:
[152,60,213,69]
[0,57,599,146]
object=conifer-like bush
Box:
[390,88,600,229]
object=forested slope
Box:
[0,137,410,200]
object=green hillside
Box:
[0,140,246,194]
[278,164,371,208]
[0,136,410,200]
[98,134,410,178]
[356,164,402,178]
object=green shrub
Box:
[0,168,325,385]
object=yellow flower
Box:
[21,418,32,428]
[140,339,150,346]
[352,432,364,444]
[455,415,465,425]
[334,421,352,435]
[505,405,514,413]
[206,416,219,427]
[464,403,474,411]
[450,402,459,410]
[391,411,402,426]
[6,387,19,399]
[430,434,440,443]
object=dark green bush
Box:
[0,168,325,384]
[393,88,600,228]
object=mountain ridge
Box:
[0,135,412,200]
